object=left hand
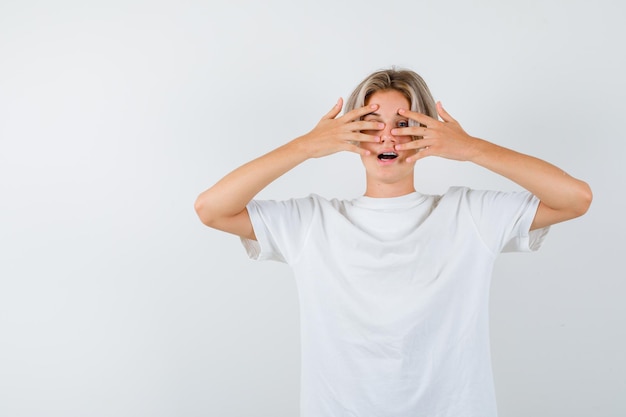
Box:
[392,102,480,163]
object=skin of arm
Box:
[393,102,593,230]
[194,99,384,240]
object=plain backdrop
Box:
[1,1,624,416]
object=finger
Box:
[351,133,380,143]
[321,97,343,120]
[338,132,380,146]
[405,146,432,163]
[350,120,385,132]
[398,108,438,127]
[436,101,457,124]
[390,126,428,137]
[345,143,372,157]
[395,138,434,152]
[341,103,379,122]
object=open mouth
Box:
[378,152,398,160]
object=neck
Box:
[364,180,416,198]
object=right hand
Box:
[295,98,384,158]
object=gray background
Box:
[1,0,624,416]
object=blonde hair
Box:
[345,67,437,127]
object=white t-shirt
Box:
[241,186,549,417]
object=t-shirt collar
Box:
[352,191,427,209]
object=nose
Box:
[380,125,395,143]
[381,135,396,145]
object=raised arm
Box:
[194,99,384,239]
[392,102,592,230]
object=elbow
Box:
[194,194,217,227]
[573,180,593,218]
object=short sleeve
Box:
[240,196,316,264]
[461,187,550,254]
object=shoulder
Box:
[442,186,532,203]
[440,186,541,228]
[249,193,349,217]
[438,186,476,205]
[437,187,538,220]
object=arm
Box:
[393,102,592,230]
[194,99,383,239]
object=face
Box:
[359,89,416,194]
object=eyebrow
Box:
[364,112,405,118]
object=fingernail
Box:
[378,123,384,129]
[398,108,405,114]
[370,104,377,109]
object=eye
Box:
[397,120,409,128]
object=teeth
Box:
[378,152,398,160]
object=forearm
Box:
[194,99,383,234]
[194,138,310,225]
[469,138,592,215]
[394,103,592,227]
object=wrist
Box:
[291,133,328,159]
[283,135,316,161]
[466,137,497,164]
